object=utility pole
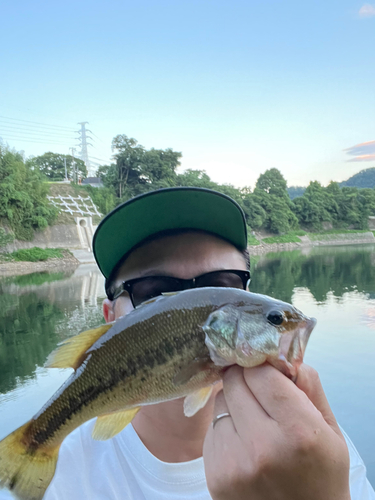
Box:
[76,122,94,177]
[64,157,67,181]
[70,147,76,183]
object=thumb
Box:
[296,364,342,436]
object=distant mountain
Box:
[287,186,306,199]
[340,167,375,189]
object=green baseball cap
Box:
[93,187,248,280]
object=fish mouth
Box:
[299,317,317,355]
[271,316,317,380]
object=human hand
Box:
[203,364,350,500]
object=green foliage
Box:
[293,181,339,230]
[27,152,87,181]
[249,169,298,233]
[0,145,58,240]
[9,247,64,262]
[256,168,289,198]
[247,234,260,245]
[262,234,302,244]
[293,181,375,231]
[0,227,14,248]
[81,185,117,215]
[308,230,370,241]
[105,135,182,200]
[92,133,375,236]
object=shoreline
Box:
[1,235,375,277]
[0,252,80,277]
[249,234,375,256]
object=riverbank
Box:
[248,231,375,255]
[0,250,79,277]
[1,231,375,276]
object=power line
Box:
[89,155,110,163]
[0,134,73,146]
[0,115,75,131]
[0,121,75,137]
[91,132,106,145]
[0,125,75,139]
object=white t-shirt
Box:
[0,421,374,499]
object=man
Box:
[43,187,373,499]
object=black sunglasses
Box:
[112,269,251,307]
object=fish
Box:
[0,287,316,500]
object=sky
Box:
[1,0,374,188]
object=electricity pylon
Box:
[77,122,94,176]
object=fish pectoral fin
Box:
[92,407,141,441]
[173,358,212,386]
[45,323,114,370]
[184,386,213,417]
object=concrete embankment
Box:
[0,218,97,277]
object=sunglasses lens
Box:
[132,277,182,307]
[197,271,246,289]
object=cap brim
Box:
[93,187,248,279]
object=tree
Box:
[293,181,339,229]
[252,169,298,233]
[256,168,289,199]
[27,152,87,181]
[0,145,57,240]
[176,169,216,189]
[108,135,181,200]
[242,194,266,230]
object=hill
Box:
[287,186,306,199]
[340,167,375,189]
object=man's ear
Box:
[103,298,116,323]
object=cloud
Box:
[359,4,375,17]
[345,140,375,162]
[347,154,375,162]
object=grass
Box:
[1,247,67,263]
[291,230,307,236]
[262,234,302,244]
[247,234,260,246]
[308,230,371,241]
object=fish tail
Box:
[0,421,60,500]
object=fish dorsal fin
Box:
[45,323,114,370]
[135,296,162,309]
[92,407,141,440]
[135,292,179,310]
[184,386,213,417]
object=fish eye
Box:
[267,310,284,326]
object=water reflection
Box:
[250,245,375,302]
[0,266,105,395]
[0,248,374,485]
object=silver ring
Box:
[212,412,231,429]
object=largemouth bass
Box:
[0,287,316,500]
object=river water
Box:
[0,245,374,486]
